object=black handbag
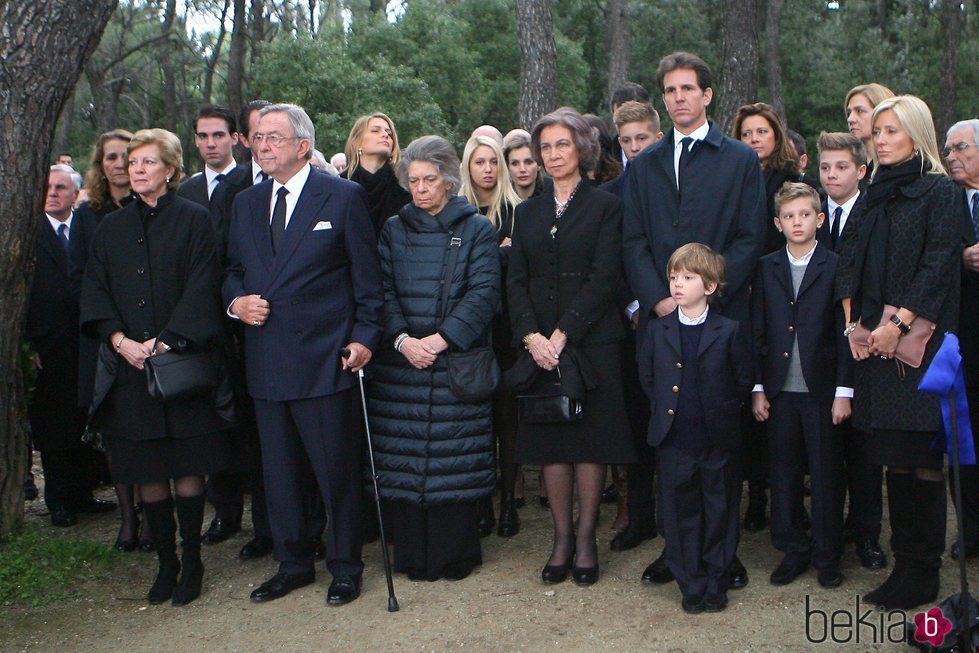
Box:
[144,349,219,401]
[439,222,500,403]
[517,369,583,423]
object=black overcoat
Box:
[80,191,228,441]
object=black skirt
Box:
[106,430,232,484]
[515,343,636,465]
[867,429,944,469]
[388,500,482,581]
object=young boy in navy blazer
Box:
[639,243,751,614]
[751,182,853,589]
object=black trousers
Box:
[767,392,843,570]
[254,391,363,578]
[39,445,100,510]
[621,330,656,527]
[657,442,741,597]
[840,421,883,542]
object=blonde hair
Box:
[845,83,895,112]
[774,181,821,216]
[128,129,183,190]
[870,95,946,178]
[83,129,133,210]
[667,243,726,301]
[459,135,522,232]
[344,113,401,178]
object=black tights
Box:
[543,463,606,568]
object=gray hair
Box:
[260,103,315,159]
[530,107,601,176]
[396,135,461,195]
[947,119,979,147]
[50,164,82,191]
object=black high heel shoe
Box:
[541,556,573,583]
[114,534,138,552]
[572,541,599,585]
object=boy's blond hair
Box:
[774,182,821,216]
[667,243,726,302]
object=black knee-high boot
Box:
[172,494,206,606]
[865,471,914,605]
[879,475,944,611]
[143,497,180,604]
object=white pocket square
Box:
[312,221,333,231]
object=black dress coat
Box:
[507,181,635,464]
[25,213,95,450]
[342,163,411,239]
[80,191,229,442]
[209,163,258,265]
[176,172,209,209]
[836,173,965,434]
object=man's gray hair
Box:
[947,119,979,146]
[396,135,461,195]
[260,103,315,159]
[50,164,82,191]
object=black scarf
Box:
[851,155,927,326]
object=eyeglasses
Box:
[251,133,300,147]
[942,141,976,159]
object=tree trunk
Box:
[227,0,248,125]
[160,0,178,132]
[714,0,761,135]
[515,0,557,129]
[0,0,116,541]
[764,0,785,125]
[936,0,961,140]
[53,88,77,158]
[605,0,631,107]
[202,0,230,105]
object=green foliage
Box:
[0,527,116,607]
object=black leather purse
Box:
[439,223,501,403]
[144,349,219,401]
[517,369,583,423]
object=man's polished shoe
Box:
[326,575,361,606]
[856,539,888,569]
[203,517,241,545]
[729,556,748,589]
[704,591,728,612]
[238,536,273,560]
[77,497,117,513]
[610,521,657,552]
[817,565,843,588]
[769,559,808,586]
[681,594,705,614]
[249,571,315,602]
[951,540,979,561]
[50,506,77,527]
[642,551,673,584]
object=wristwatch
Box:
[890,313,911,335]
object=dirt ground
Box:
[0,468,965,653]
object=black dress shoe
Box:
[114,536,138,552]
[238,536,274,560]
[601,484,619,504]
[681,594,705,614]
[704,591,728,612]
[817,565,843,588]
[642,551,673,584]
[856,539,887,569]
[203,517,241,545]
[743,484,768,532]
[77,497,117,513]
[541,557,573,583]
[497,496,520,538]
[51,506,78,527]
[326,575,361,606]
[951,540,979,561]
[23,474,38,501]
[610,521,657,552]
[770,559,808,586]
[477,496,495,538]
[572,564,599,585]
[313,539,326,561]
[729,556,748,589]
[249,571,315,602]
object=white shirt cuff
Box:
[625,300,640,319]
[227,297,240,319]
[752,384,765,394]
[835,386,854,399]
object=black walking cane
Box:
[340,348,399,612]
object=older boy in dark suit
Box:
[639,244,751,614]
[751,183,852,588]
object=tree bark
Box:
[714,0,761,135]
[160,0,179,132]
[515,0,557,129]
[0,0,116,540]
[936,0,961,140]
[227,0,248,125]
[202,0,231,105]
[764,0,785,125]
[605,0,631,107]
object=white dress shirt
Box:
[205,161,238,200]
[269,164,311,229]
[678,304,709,325]
[252,159,266,185]
[45,212,72,236]
[672,121,711,189]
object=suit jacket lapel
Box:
[662,314,682,357]
[696,309,722,358]
[772,251,793,298]
[250,185,274,272]
[796,244,827,298]
[659,131,679,200]
[38,220,68,275]
[266,176,331,291]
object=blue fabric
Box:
[918,332,976,465]
[663,322,707,451]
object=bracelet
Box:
[113,335,126,349]
[522,332,539,350]
[843,322,857,337]
[394,333,410,352]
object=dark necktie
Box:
[57,223,70,255]
[270,187,288,255]
[678,137,694,192]
[831,206,843,248]
[260,171,269,183]
[971,193,979,240]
